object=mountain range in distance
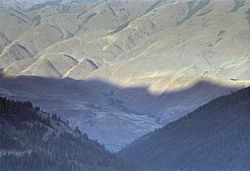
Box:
[0,0,249,154]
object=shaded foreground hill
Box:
[118,87,250,171]
[0,73,241,151]
[1,0,250,152]
[0,97,137,171]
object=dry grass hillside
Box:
[0,0,249,151]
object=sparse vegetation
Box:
[66,32,75,39]
[27,0,63,11]
[197,8,212,17]
[108,0,162,35]
[57,5,70,14]
[75,13,97,34]
[231,0,245,12]
[218,30,225,37]
[177,0,211,26]
[84,13,96,23]
[81,13,96,27]
[216,30,226,43]
[77,10,87,19]
[32,15,41,27]
[144,0,162,15]
[246,8,250,25]
[0,3,250,169]
[108,22,129,35]
[9,13,27,23]
[77,1,103,19]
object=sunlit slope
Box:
[0,8,31,60]
[0,0,155,77]
[94,0,250,85]
[0,0,250,151]
[1,0,248,83]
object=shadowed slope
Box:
[0,97,136,171]
[0,73,243,152]
[118,87,250,171]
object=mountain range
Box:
[1,76,249,171]
[0,0,249,151]
[118,86,250,171]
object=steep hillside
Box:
[2,0,249,83]
[0,0,101,10]
[0,74,162,152]
[0,0,249,152]
[0,97,135,171]
[118,87,250,171]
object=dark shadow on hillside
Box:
[0,73,242,151]
[0,73,241,123]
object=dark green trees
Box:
[0,97,134,171]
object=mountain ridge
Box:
[0,73,244,151]
[118,86,250,170]
[0,0,249,151]
[0,96,136,171]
